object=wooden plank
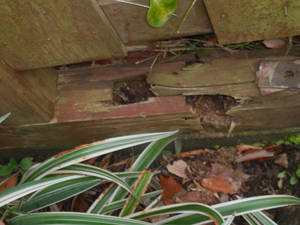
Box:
[147,58,260,98]
[0,61,57,125]
[0,0,126,70]
[203,0,300,44]
[0,104,198,151]
[100,0,212,44]
[228,91,300,131]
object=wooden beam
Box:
[0,61,57,125]
[0,0,126,70]
[1,49,300,151]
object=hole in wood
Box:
[186,95,237,129]
[113,76,155,105]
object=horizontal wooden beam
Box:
[1,49,300,151]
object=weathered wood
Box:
[148,58,260,98]
[0,98,198,150]
[203,0,300,44]
[100,0,212,44]
[228,91,300,131]
[0,0,126,70]
[0,61,57,125]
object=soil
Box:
[113,76,155,104]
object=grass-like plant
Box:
[0,131,300,225]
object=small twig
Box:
[113,0,149,9]
[149,54,160,73]
[284,36,293,57]
[176,0,197,33]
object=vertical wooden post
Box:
[0,60,57,125]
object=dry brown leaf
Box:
[237,145,263,154]
[236,150,274,162]
[0,173,18,192]
[176,149,208,158]
[176,191,219,205]
[95,154,112,169]
[160,175,184,205]
[201,177,236,194]
[166,160,188,179]
[263,39,286,49]
[274,153,289,168]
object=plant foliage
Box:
[0,131,300,225]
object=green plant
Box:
[0,131,299,225]
[0,157,33,176]
[277,164,300,186]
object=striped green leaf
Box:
[157,195,300,225]
[0,175,82,207]
[0,112,11,124]
[52,163,136,197]
[101,190,162,215]
[21,131,177,183]
[128,202,224,225]
[18,176,101,212]
[242,214,261,225]
[251,211,278,225]
[110,135,176,202]
[222,215,235,225]
[120,170,153,217]
[7,212,151,225]
[87,184,118,214]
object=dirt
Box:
[113,76,155,104]
[186,95,237,129]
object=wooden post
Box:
[0,61,57,125]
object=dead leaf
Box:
[210,163,249,193]
[95,154,112,169]
[176,191,219,205]
[166,160,188,179]
[263,39,286,49]
[160,175,184,205]
[176,149,208,158]
[0,173,18,192]
[201,177,236,194]
[236,150,274,162]
[274,153,289,168]
[237,145,263,154]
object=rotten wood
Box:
[0,0,125,70]
[0,61,57,125]
[0,49,300,151]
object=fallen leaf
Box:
[263,39,286,49]
[274,153,289,168]
[237,145,263,154]
[95,154,112,169]
[0,173,18,192]
[201,177,236,194]
[176,149,208,158]
[236,150,274,162]
[166,160,188,179]
[210,163,249,192]
[176,191,219,205]
[160,175,184,204]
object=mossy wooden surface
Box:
[0,0,126,70]
[100,0,212,44]
[204,0,300,44]
[0,61,57,125]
